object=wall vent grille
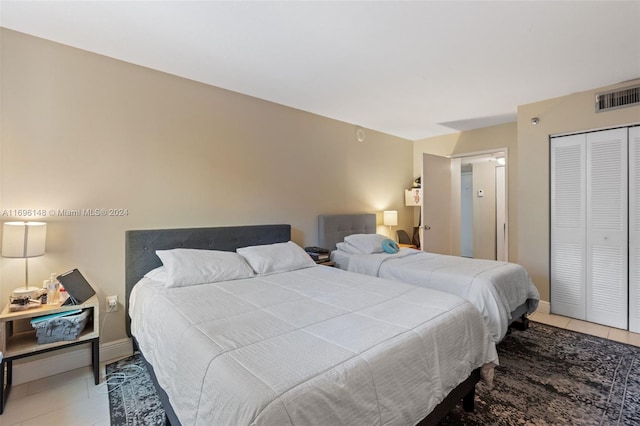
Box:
[596,85,640,112]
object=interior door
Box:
[495,165,507,261]
[421,153,452,254]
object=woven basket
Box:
[32,309,90,344]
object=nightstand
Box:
[398,243,418,249]
[0,295,100,414]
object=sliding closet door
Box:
[629,126,640,333]
[550,134,586,319]
[585,128,628,329]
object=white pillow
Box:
[155,249,254,288]
[144,266,168,283]
[343,234,387,254]
[237,241,316,275]
[336,241,363,254]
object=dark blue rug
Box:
[107,354,166,426]
[439,322,640,425]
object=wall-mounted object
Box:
[2,221,47,297]
[405,188,422,206]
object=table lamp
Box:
[2,221,47,298]
[383,210,398,239]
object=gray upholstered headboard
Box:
[125,224,291,337]
[318,214,377,251]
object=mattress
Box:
[331,249,352,270]
[130,265,498,425]
[333,248,540,342]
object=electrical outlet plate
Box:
[106,295,118,312]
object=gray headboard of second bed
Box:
[317,214,377,251]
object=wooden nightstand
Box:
[0,295,100,414]
[398,243,418,249]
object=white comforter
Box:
[130,266,498,426]
[342,249,540,342]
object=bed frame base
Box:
[508,302,531,332]
[134,340,182,426]
[417,367,481,425]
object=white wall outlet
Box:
[106,295,118,312]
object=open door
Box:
[495,165,507,261]
[421,153,452,254]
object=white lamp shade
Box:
[2,222,47,258]
[383,211,398,226]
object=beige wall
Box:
[0,29,414,343]
[517,79,640,302]
[413,122,517,260]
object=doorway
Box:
[421,150,507,260]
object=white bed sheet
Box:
[130,265,498,426]
[333,249,540,342]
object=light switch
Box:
[477,190,484,197]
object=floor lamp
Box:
[2,221,47,298]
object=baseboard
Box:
[537,300,550,315]
[100,338,134,363]
[11,338,133,385]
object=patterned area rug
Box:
[439,322,640,425]
[107,322,639,425]
[107,354,166,426]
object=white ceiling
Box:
[1,1,639,140]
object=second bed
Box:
[319,214,540,342]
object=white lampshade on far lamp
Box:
[2,221,47,297]
[383,210,398,239]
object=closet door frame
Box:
[551,125,638,331]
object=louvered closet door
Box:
[551,134,586,319]
[586,128,628,329]
[629,126,640,333]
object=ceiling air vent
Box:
[595,85,640,112]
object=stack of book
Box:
[304,247,330,263]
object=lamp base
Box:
[12,286,41,299]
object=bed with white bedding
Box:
[318,214,540,342]
[125,224,498,426]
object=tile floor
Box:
[1,308,639,425]
[0,363,111,426]
[529,303,640,347]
